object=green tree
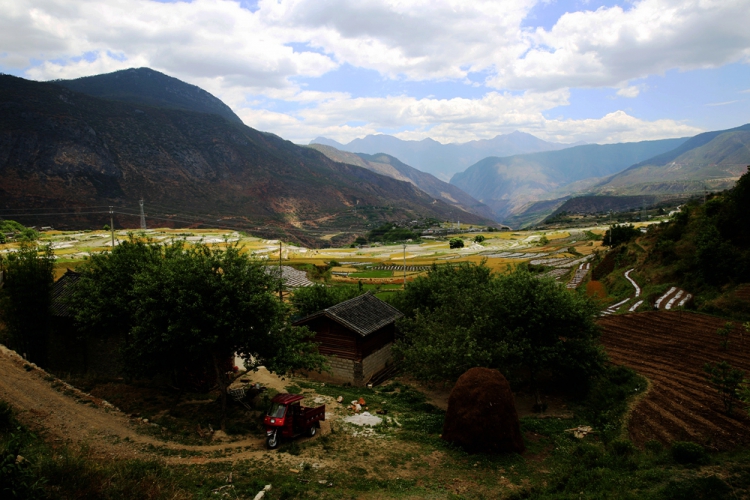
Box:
[0,243,54,364]
[70,238,326,429]
[716,322,733,350]
[68,236,163,338]
[393,263,605,405]
[289,283,364,319]
[0,220,38,242]
[473,235,485,243]
[449,238,464,249]
[704,361,744,415]
[603,224,640,247]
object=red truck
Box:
[263,393,325,449]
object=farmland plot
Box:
[599,311,750,450]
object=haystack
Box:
[442,367,525,453]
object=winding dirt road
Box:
[0,344,329,465]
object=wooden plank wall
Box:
[358,324,395,359]
[306,317,359,360]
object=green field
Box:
[349,270,393,278]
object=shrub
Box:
[659,475,730,500]
[704,361,744,415]
[644,439,663,454]
[449,238,464,249]
[670,441,708,465]
[609,439,635,457]
[603,224,640,247]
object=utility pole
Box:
[278,241,283,301]
[402,243,407,289]
[109,206,115,247]
[139,199,146,230]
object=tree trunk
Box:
[212,352,228,432]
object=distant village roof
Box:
[51,269,81,317]
[294,292,403,337]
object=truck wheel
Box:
[307,425,317,437]
[266,431,279,449]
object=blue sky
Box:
[1,0,749,145]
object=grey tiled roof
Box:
[51,270,81,317]
[294,292,403,337]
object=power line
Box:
[0,211,109,217]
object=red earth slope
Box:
[599,310,750,450]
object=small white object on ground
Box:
[253,484,272,500]
[344,412,382,426]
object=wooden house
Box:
[292,292,403,386]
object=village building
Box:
[292,292,403,386]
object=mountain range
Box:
[592,124,750,195]
[492,124,750,227]
[449,138,688,222]
[311,132,578,181]
[0,71,492,245]
[306,144,497,221]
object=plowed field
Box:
[599,311,750,450]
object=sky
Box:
[1,0,749,145]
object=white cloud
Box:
[0,0,737,145]
[493,0,750,91]
[239,91,703,145]
[616,85,642,98]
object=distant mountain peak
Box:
[51,67,243,125]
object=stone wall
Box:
[362,343,392,382]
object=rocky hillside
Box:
[53,68,243,124]
[307,144,497,221]
[0,75,491,244]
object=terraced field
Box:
[599,311,750,450]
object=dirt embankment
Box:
[0,345,312,464]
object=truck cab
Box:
[264,393,325,449]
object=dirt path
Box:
[0,344,328,465]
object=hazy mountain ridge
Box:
[307,144,497,221]
[53,68,244,125]
[311,131,576,181]
[450,138,688,223]
[0,74,491,242]
[593,124,750,194]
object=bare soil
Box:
[599,310,750,450]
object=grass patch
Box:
[349,270,393,278]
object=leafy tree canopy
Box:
[0,243,54,364]
[69,237,326,428]
[449,238,464,249]
[290,283,365,319]
[367,223,418,243]
[0,220,39,242]
[603,224,640,247]
[391,262,605,400]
